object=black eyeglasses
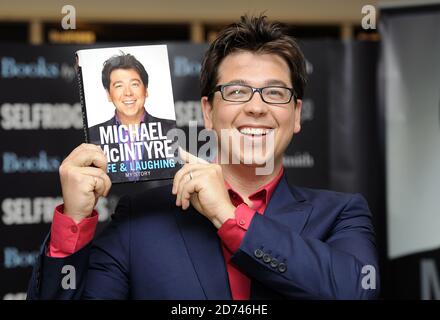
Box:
[210,83,296,104]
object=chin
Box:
[237,151,274,167]
[237,155,277,176]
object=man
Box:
[88,53,176,182]
[27,15,379,299]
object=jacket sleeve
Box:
[81,196,131,299]
[230,193,380,299]
[27,196,132,300]
[26,233,92,300]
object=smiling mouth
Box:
[237,127,274,136]
[122,100,136,106]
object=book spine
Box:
[75,59,89,143]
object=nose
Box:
[123,85,133,96]
[242,91,269,116]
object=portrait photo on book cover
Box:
[76,45,179,183]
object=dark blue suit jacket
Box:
[27,175,379,299]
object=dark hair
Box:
[201,14,307,102]
[101,53,149,90]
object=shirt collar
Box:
[224,166,284,206]
[115,109,146,126]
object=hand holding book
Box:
[172,148,235,229]
[59,143,112,223]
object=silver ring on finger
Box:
[189,171,193,180]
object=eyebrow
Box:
[265,79,290,87]
[226,79,290,87]
[111,79,141,86]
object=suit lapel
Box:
[175,208,231,300]
[251,176,313,300]
[264,176,312,234]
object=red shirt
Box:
[218,167,284,299]
[48,167,284,300]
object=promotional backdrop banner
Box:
[0,40,374,299]
[0,45,89,300]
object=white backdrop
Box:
[382,9,440,259]
[77,44,176,127]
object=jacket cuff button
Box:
[270,258,279,268]
[254,249,264,258]
[263,254,272,263]
[278,263,287,273]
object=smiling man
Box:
[27,15,379,300]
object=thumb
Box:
[178,147,209,164]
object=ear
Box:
[293,99,302,134]
[145,87,149,99]
[106,90,112,103]
[201,96,214,129]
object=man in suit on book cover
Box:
[88,53,177,182]
[27,15,380,299]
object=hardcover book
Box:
[76,45,180,183]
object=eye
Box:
[265,88,291,101]
[224,85,249,98]
[267,88,284,96]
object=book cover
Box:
[76,45,180,183]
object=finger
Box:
[102,172,112,196]
[76,166,112,196]
[178,147,209,165]
[179,177,198,210]
[189,193,202,213]
[79,173,103,197]
[69,149,108,171]
[75,168,104,194]
[64,144,105,168]
[64,143,103,163]
[176,170,201,207]
[94,176,106,197]
[176,169,194,206]
[172,163,206,195]
[76,166,106,177]
[173,163,192,195]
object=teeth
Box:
[239,127,271,136]
[123,100,135,104]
